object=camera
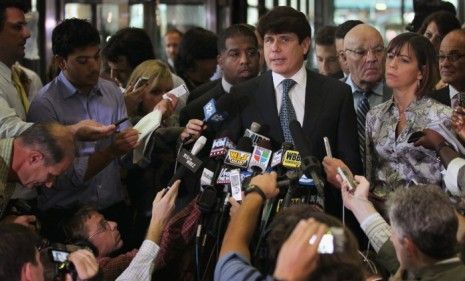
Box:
[47,242,95,281]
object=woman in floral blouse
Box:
[365,32,452,199]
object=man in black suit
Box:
[430,29,465,107]
[221,7,362,224]
[179,24,260,127]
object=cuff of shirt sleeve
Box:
[360,212,391,253]
[139,239,160,258]
[445,157,465,196]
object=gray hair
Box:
[18,122,76,165]
[388,185,458,260]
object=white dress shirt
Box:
[272,64,307,125]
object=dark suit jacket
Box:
[224,69,363,174]
[222,69,364,232]
[179,79,225,126]
[186,79,221,104]
[429,86,451,107]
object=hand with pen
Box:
[109,127,140,156]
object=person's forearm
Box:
[84,146,116,181]
[219,193,263,260]
[350,197,378,225]
[145,218,164,245]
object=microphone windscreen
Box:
[236,136,253,152]
[250,122,261,133]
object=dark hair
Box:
[315,25,337,46]
[52,18,100,58]
[257,6,311,43]
[0,0,30,30]
[335,20,364,39]
[417,11,460,39]
[388,185,458,260]
[102,27,155,69]
[217,24,258,53]
[386,32,438,97]
[63,205,98,242]
[18,122,76,165]
[266,206,361,277]
[174,27,218,77]
[310,262,364,281]
[407,0,457,32]
[0,223,41,281]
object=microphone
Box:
[289,120,325,209]
[223,137,253,169]
[221,137,253,199]
[190,136,207,155]
[243,122,270,146]
[168,136,207,186]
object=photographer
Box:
[0,223,100,281]
[64,180,180,281]
[339,175,465,280]
[215,172,364,281]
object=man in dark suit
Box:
[430,29,465,107]
[179,24,260,127]
[221,7,363,225]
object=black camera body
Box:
[48,242,94,281]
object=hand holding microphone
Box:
[181,119,207,144]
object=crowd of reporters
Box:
[3,0,465,280]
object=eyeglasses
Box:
[87,220,111,240]
[345,46,385,59]
[438,53,465,63]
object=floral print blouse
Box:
[365,96,452,199]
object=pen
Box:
[114,117,129,127]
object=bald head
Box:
[439,29,465,90]
[343,24,385,91]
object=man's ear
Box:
[22,262,35,281]
[28,150,44,166]
[55,55,67,71]
[403,237,419,258]
[217,54,224,70]
[339,51,347,62]
[301,37,311,56]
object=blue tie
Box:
[279,79,297,143]
[356,91,371,158]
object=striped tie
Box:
[279,79,297,143]
[356,91,370,158]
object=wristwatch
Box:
[244,184,267,201]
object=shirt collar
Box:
[221,77,233,93]
[449,85,460,100]
[346,74,384,96]
[0,61,12,83]
[58,71,101,99]
[272,63,306,89]
[380,95,427,116]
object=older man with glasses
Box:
[430,29,465,107]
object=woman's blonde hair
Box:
[127,59,172,89]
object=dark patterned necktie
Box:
[279,79,297,143]
[356,91,371,157]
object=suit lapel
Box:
[255,71,283,141]
[302,70,327,137]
